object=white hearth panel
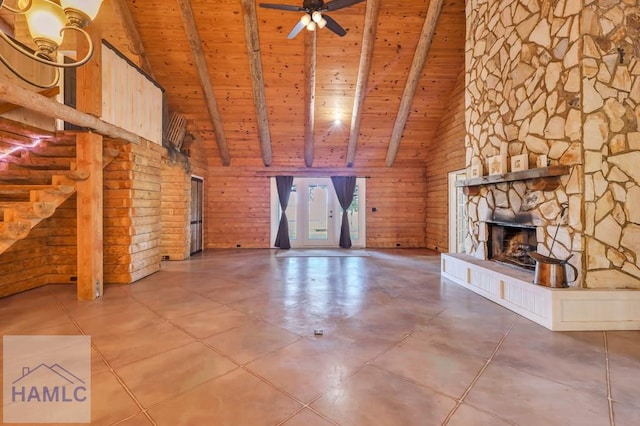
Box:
[441,254,640,331]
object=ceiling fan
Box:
[259,0,366,39]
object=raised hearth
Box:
[441,253,640,331]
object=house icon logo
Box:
[11,363,88,403]
[3,335,91,423]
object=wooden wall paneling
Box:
[425,68,466,252]
[100,45,163,144]
[101,47,114,125]
[204,166,426,248]
[76,133,104,300]
[109,0,154,77]
[205,174,270,248]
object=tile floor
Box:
[1,249,639,425]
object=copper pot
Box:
[528,252,578,288]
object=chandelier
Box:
[0,0,104,89]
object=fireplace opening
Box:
[487,222,537,271]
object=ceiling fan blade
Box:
[259,3,305,12]
[321,0,366,12]
[287,20,307,39]
[322,14,347,36]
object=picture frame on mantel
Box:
[469,164,482,179]
[511,154,529,172]
[488,155,505,175]
[536,154,548,168]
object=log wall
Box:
[160,155,191,260]
[205,167,426,249]
[103,138,163,283]
[425,69,466,252]
[47,196,77,283]
[0,223,50,297]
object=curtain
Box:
[274,176,294,249]
[331,176,357,249]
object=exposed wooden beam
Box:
[0,87,60,115]
[385,0,445,167]
[110,0,154,77]
[346,0,380,167]
[304,30,317,168]
[176,0,230,166]
[241,0,272,167]
[0,81,141,144]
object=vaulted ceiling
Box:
[37,0,468,168]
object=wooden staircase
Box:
[0,133,118,255]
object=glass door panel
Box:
[286,185,298,241]
[190,177,203,255]
[308,184,329,241]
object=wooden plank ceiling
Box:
[98,0,465,168]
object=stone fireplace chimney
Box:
[464,0,640,289]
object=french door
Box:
[271,177,366,248]
[190,176,204,255]
[448,170,467,253]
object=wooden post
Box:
[76,20,102,117]
[76,133,103,300]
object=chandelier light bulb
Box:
[25,0,66,53]
[0,0,104,88]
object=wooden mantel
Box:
[458,165,570,195]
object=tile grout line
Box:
[441,315,519,425]
[280,330,418,426]
[603,331,615,426]
[53,292,159,426]
[241,329,417,426]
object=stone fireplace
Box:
[461,0,640,290]
[442,0,640,331]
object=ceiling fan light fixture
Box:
[317,18,327,29]
[306,21,316,31]
[300,13,311,25]
[312,11,322,23]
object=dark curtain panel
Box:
[331,176,357,248]
[274,176,294,249]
